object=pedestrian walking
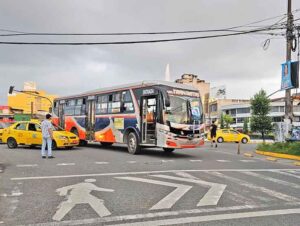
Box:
[210,121,218,148]
[41,113,55,159]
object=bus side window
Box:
[121,90,134,113]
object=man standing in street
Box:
[41,114,55,159]
[210,121,218,148]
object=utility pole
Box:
[285,0,293,123]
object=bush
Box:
[250,134,275,140]
[257,142,300,156]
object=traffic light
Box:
[8,86,14,94]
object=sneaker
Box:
[42,156,46,159]
[48,156,55,159]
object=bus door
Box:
[86,96,96,141]
[140,95,158,145]
[58,101,65,128]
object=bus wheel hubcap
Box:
[129,137,136,150]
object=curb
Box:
[256,150,300,161]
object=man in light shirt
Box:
[41,114,55,159]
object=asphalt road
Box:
[0,142,300,226]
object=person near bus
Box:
[210,121,218,148]
[41,114,55,159]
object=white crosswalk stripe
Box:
[207,171,299,202]
[240,160,256,163]
[95,162,109,165]
[241,171,300,189]
[189,160,203,162]
[216,160,231,162]
[274,170,300,179]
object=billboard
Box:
[281,61,299,90]
[210,85,226,100]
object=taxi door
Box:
[13,122,29,144]
[27,123,42,145]
[220,129,230,142]
[229,130,239,142]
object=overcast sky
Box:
[1,0,300,104]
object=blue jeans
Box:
[41,137,52,157]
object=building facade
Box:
[7,82,56,114]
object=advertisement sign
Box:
[210,86,226,100]
[281,61,293,90]
[281,61,299,90]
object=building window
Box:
[236,108,250,114]
[271,106,284,113]
[210,104,217,113]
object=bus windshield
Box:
[165,95,202,124]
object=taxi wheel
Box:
[217,137,224,143]
[7,137,18,149]
[241,138,248,144]
[163,148,175,153]
[52,141,57,150]
[127,132,141,155]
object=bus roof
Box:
[55,80,199,100]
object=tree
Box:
[220,113,225,129]
[223,114,233,129]
[250,89,273,141]
[243,118,249,134]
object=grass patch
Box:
[257,142,300,156]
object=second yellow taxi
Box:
[207,129,250,144]
[2,120,79,149]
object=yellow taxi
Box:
[2,120,79,149]
[0,122,12,143]
[207,129,250,144]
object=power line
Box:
[0,27,285,45]
[0,10,296,37]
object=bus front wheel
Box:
[127,132,141,155]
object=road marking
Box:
[116,176,192,210]
[56,163,75,166]
[207,171,299,202]
[16,164,38,167]
[0,192,23,197]
[189,160,203,162]
[10,169,300,181]
[216,160,231,162]
[240,160,256,163]
[127,161,137,164]
[0,221,3,224]
[275,170,300,179]
[95,162,109,165]
[19,204,272,226]
[52,178,114,221]
[175,172,198,179]
[161,160,174,163]
[111,208,300,226]
[153,174,226,207]
[241,171,300,189]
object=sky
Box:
[1,0,300,104]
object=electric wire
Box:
[0,26,286,45]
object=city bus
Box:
[52,81,204,154]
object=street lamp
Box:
[8,86,53,113]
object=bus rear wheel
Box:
[163,148,175,153]
[127,132,141,155]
